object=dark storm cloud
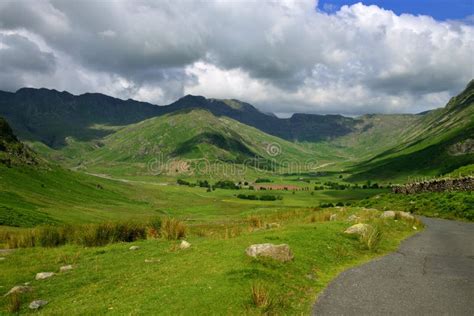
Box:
[0,0,472,114]
[0,33,56,91]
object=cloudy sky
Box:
[0,0,472,116]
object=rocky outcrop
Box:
[392,177,474,194]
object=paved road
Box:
[313,217,474,315]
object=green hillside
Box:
[348,81,474,182]
[40,109,329,177]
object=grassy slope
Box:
[0,161,387,227]
[357,191,474,221]
[347,82,474,182]
[0,208,418,315]
[33,109,331,177]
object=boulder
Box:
[381,211,396,219]
[29,300,48,310]
[144,258,161,263]
[4,285,32,296]
[329,214,337,221]
[60,265,73,273]
[399,211,415,221]
[35,272,55,280]
[347,215,359,222]
[179,240,191,249]
[245,243,293,262]
[266,223,280,229]
[129,246,140,251]
[344,223,371,235]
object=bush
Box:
[36,225,68,247]
[259,195,282,201]
[214,180,239,190]
[7,292,21,313]
[251,282,271,308]
[359,225,383,251]
[161,218,187,240]
[177,179,190,186]
[255,178,272,183]
[237,194,282,201]
[248,215,264,228]
[237,194,258,200]
[147,217,162,238]
[4,222,148,248]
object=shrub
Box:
[214,180,239,190]
[161,218,187,240]
[251,282,271,308]
[248,215,264,228]
[255,178,272,183]
[259,195,282,201]
[237,194,258,200]
[359,225,383,251]
[147,217,162,238]
[7,292,21,313]
[36,225,68,247]
[177,179,190,186]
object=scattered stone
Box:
[60,265,74,272]
[399,211,415,221]
[381,211,396,219]
[24,282,30,286]
[29,300,48,310]
[179,240,191,249]
[413,226,418,230]
[344,223,371,235]
[35,272,55,280]
[0,257,5,261]
[129,246,140,251]
[329,214,337,221]
[347,215,359,222]
[245,243,294,262]
[306,273,317,280]
[266,222,280,229]
[145,258,161,263]
[4,285,32,296]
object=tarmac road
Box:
[313,217,474,315]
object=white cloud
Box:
[0,0,472,115]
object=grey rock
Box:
[60,265,73,272]
[35,272,55,280]
[29,300,48,310]
[381,211,396,219]
[344,223,371,235]
[4,285,32,296]
[179,240,191,249]
[245,243,294,262]
[129,246,140,251]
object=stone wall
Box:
[392,176,474,194]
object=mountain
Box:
[58,109,322,176]
[0,88,164,148]
[0,88,359,148]
[348,80,474,181]
[0,116,37,166]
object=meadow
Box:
[0,207,420,314]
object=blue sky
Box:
[319,0,473,21]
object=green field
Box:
[0,207,419,314]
